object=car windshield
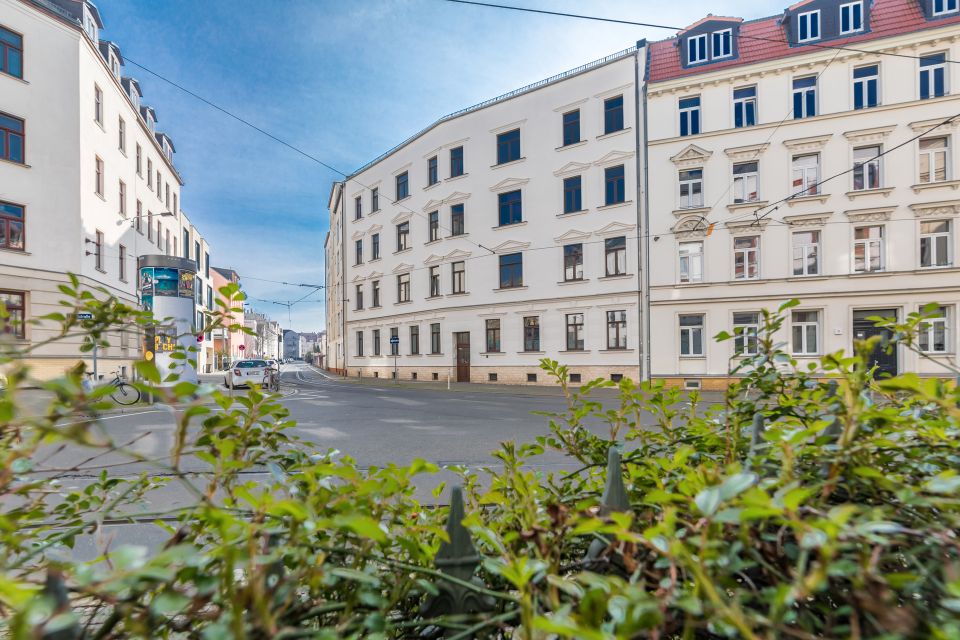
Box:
[236,360,268,368]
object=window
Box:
[117,180,127,217]
[0,291,24,339]
[921,220,952,267]
[712,29,732,58]
[410,325,420,355]
[165,184,170,209]
[94,85,103,124]
[373,329,381,356]
[135,200,142,234]
[792,154,820,196]
[498,190,522,226]
[792,76,817,119]
[562,110,580,146]
[147,211,153,240]
[450,146,464,177]
[920,53,947,99]
[919,307,949,353]
[733,162,759,203]
[390,328,399,356]
[147,159,153,187]
[156,172,161,197]
[396,221,410,251]
[792,310,820,355]
[678,241,703,283]
[853,146,881,190]
[797,10,820,42]
[679,97,701,136]
[451,204,465,236]
[207,285,213,308]
[605,236,627,276]
[173,194,178,216]
[371,233,380,260]
[429,266,440,297]
[733,312,760,355]
[354,196,362,220]
[853,65,879,109]
[356,331,364,356]
[0,112,24,163]
[452,261,465,294]
[604,96,624,134]
[0,26,23,79]
[95,156,104,196]
[94,229,104,271]
[428,156,438,186]
[430,323,441,354]
[606,310,627,350]
[395,171,409,200]
[565,313,585,351]
[118,117,126,152]
[485,319,501,352]
[136,144,142,176]
[371,187,380,212]
[183,230,190,259]
[523,316,540,352]
[428,210,440,242]
[0,201,24,251]
[499,253,523,289]
[679,169,704,208]
[792,230,820,276]
[733,87,757,128]
[734,235,760,280]
[372,280,381,307]
[605,165,626,205]
[397,273,411,303]
[934,0,959,15]
[563,176,582,213]
[680,314,704,356]
[854,225,884,272]
[563,243,583,281]
[165,229,170,254]
[354,239,363,265]
[919,137,949,183]
[840,1,864,33]
[118,244,127,281]
[496,128,521,164]
[687,33,707,64]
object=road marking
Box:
[58,410,163,426]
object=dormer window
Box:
[687,34,708,64]
[712,29,732,58]
[797,10,820,42]
[933,0,959,15]
[840,2,864,34]
[110,55,120,78]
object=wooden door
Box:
[853,309,898,378]
[454,332,470,382]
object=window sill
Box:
[491,157,526,169]
[0,247,28,255]
[672,206,710,217]
[480,351,505,356]
[426,353,446,357]
[95,192,106,202]
[597,200,632,211]
[557,209,590,217]
[393,195,412,205]
[730,277,762,284]
[395,300,413,306]
[95,267,107,274]
[370,208,381,215]
[911,180,960,194]
[559,349,591,354]
[519,351,545,355]
[556,140,587,151]
[1,73,28,84]
[919,264,955,270]
[726,200,768,212]
[495,286,528,292]
[393,248,412,255]
[445,173,469,183]
[369,257,381,263]
[370,305,382,309]
[600,348,634,353]
[596,127,631,141]
[423,181,441,192]
[786,275,829,281]
[599,273,633,281]
[557,279,589,285]
[791,353,822,358]
[679,355,706,360]
[0,157,30,168]
[425,295,442,301]
[676,280,708,287]
[424,239,442,246]
[446,233,469,239]
[846,187,894,200]
[449,291,469,296]
[493,221,527,230]
[785,193,830,206]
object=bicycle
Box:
[85,371,141,405]
[263,367,280,393]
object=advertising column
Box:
[138,255,199,384]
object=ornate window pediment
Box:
[593,150,634,167]
[553,229,591,243]
[424,254,445,265]
[594,221,636,237]
[671,215,710,239]
[490,239,531,254]
[367,224,382,234]
[725,218,768,234]
[553,161,592,177]
[783,212,831,227]
[909,200,960,218]
[670,144,713,168]
[783,134,832,153]
[422,199,443,212]
[910,118,960,134]
[724,142,769,161]
[444,191,471,205]
[843,206,894,223]
[444,248,472,261]
[391,211,414,225]
[489,177,530,192]
[351,230,365,241]
[392,262,414,274]
[843,125,895,144]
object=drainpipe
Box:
[340,181,348,375]
[633,41,651,382]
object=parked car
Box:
[266,359,279,370]
[224,359,270,389]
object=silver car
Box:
[224,359,269,389]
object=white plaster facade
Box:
[330,47,647,384]
[0,0,215,378]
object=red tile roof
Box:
[649,0,960,83]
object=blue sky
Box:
[96,0,783,331]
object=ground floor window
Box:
[791,310,820,355]
[485,319,501,352]
[919,306,949,353]
[733,311,760,355]
[523,316,540,352]
[430,323,441,354]
[679,314,704,356]
[606,310,627,349]
[566,313,585,351]
[0,290,25,338]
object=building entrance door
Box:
[454,332,470,382]
[852,309,898,378]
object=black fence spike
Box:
[39,570,80,640]
[599,446,629,513]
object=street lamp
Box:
[115,210,176,226]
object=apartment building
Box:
[328,46,647,383]
[211,266,243,370]
[0,0,216,378]
[646,0,960,387]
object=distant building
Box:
[282,329,301,360]
[211,267,243,369]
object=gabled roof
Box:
[649,0,960,84]
[155,132,176,153]
[680,14,743,34]
[98,39,122,64]
[121,76,141,95]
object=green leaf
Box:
[694,486,721,516]
[335,514,387,543]
[151,591,190,615]
[719,473,756,500]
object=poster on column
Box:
[154,268,179,297]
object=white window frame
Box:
[687,33,708,64]
[678,240,704,283]
[852,145,882,191]
[918,306,950,353]
[679,314,705,357]
[852,64,879,109]
[733,161,759,203]
[678,96,701,137]
[933,0,959,16]
[853,225,885,273]
[792,230,821,276]
[712,29,732,59]
[919,53,949,99]
[733,235,760,280]
[792,154,820,196]
[919,136,950,184]
[791,310,821,356]
[920,219,953,268]
[797,10,821,42]
[792,76,818,119]
[839,1,864,34]
[678,169,704,209]
[733,312,760,355]
[733,86,757,128]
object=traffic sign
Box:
[389,336,400,345]
[238,344,246,351]
[76,312,93,320]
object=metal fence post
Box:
[38,570,80,640]
[584,447,629,574]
